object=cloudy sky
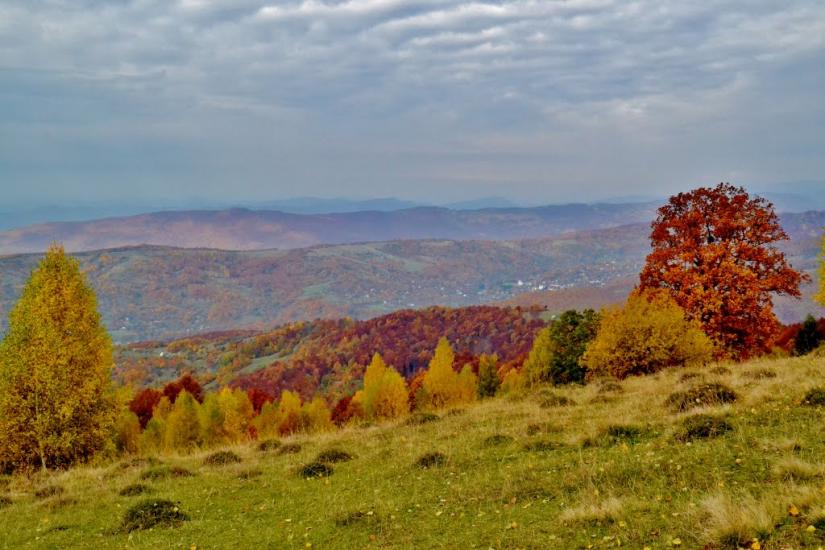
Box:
[1,0,824,206]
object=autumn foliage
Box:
[639,183,805,359]
[581,290,714,379]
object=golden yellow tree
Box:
[817,231,825,306]
[301,397,333,433]
[164,391,201,451]
[277,390,303,435]
[419,337,466,409]
[582,290,714,379]
[217,388,254,443]
[362,353,409,420]
[199,393,227,446]
[0,245,116,471]
[113,409,142,455]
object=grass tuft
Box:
[276,443,302,455]
[771,457,825,481]
[34,485,65,499]
[315,448,354,464]
[139,466,194,481]
[121,499,189,532]
[483,434,515,447]
[237,469,263,480]
[803,387,825,406]
[538,393,575,408]
[203,451,242,466]
[404,412,440,426]
[523,439,559,452]
[559,497,625,525]
[298,462,333,479]
[118,483,152,497]
[0,495,12,509]
[701,494,774,548]
[258,439,282,452]
[666,382,737,412]
[335,510,380,527]
[415,452,447,469]
[674,414,733,442]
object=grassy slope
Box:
[4,354,825,549]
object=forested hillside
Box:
[116,305,546,400]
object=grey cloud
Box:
[0,0,823,204]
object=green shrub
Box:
[795,315,823,356]
[666,383,737,412]
[316,449,353,464]
[118,483,152,497]
[298,462,333,479]
[415,452,447,469]
[674,414,733,442]
[121,499,189,532]
[524,309,600,386]
[203,451,242,466]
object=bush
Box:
[524,309,599,386]
[582,290,714,379]
[258,439,282,452]
[674,414,733,441]
[316,449,353,464]
[121,499,189,532]
[415,452,447,469]
[666,383,738,412]
[483,434,515,447]
[119,483,152,497]
[298,462,333,479]
[404,412,440,426]
[803,388,825,406]
[203,451,242,466]
[477,354,501,399]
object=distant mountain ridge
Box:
[0,202,660,255]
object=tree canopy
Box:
[0,245,116,471]
[639,183,805,358]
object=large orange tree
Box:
[639,183,805,359]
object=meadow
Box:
[3,353,825,549]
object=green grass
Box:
[4,355,825,548]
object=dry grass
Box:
[559,497,627,524]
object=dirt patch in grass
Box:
[666,383,738,412]
[803,388,825,406]
[415,452,447,469]
[298,462,333,479]
[674,414,733,442]
[34,485,65,499]
[316,449,354,464]
[121,499,189,532]
[404,412,440,426]
[335,510,381,527]
[119,483,152,497]
[203,451,242,466]
[483,434,515,447]
[258,439,282,452]
[139,466,194,481]
[277,443,302,455]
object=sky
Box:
[1,0,824,207]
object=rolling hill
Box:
[0,210,822,343]
[0,202,659,255]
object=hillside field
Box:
[4,354,825,548]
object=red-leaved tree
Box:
[639,183,806,358]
